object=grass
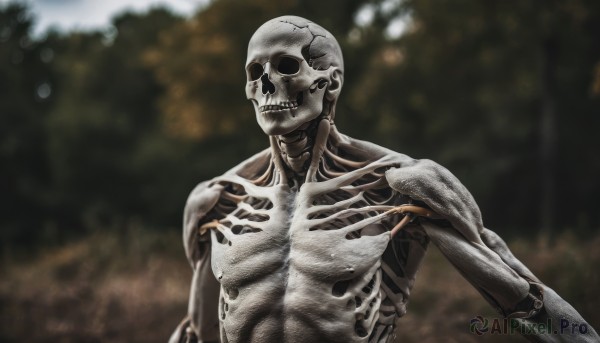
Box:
[1,228,598,342]
[0,229,191,343]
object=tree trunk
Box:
[539,38,558,235]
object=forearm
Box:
[514,284,599,343]
[423,222,599,342]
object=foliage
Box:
[1,230,598,342]
[0,0,599,251]
[145,0,367,139]
[0,3,55,247]
[148,0,600,233]
[44,9,185,234]
[345,0,600,231]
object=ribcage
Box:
[204,146,429,343]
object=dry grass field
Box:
[1,229,598,342]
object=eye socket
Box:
[277,57,300,75]
[248,63,263,81]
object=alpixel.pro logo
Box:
[468,316,591,336]
[469,316,489,335]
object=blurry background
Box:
[1,0,599,342]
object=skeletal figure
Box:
[170,16,598,343]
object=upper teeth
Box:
[260,101,298,112]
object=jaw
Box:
[255,104,324,137]
[250,80,329,136]
[257,109,307,136]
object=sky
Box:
[0,0,209,36]
[0,0,408,38]
[355,1,409,39]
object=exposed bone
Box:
[390,215,412,238]
[306,118,330,181]
[199,219,219,235]
[172,14,600,343]
[307,191,366,215]
[325,147,369,169]
[251,158,273,185]
[286,151,310,173]
[187,152,419,342]
[348,176,388,191]
[269,135,288,184]
[279,136,308,157]
[221,192,247,204]
[320,162,347,178]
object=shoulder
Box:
[184,148,271,227]
[336,130,484,240]
[185,180,223,219]
[185,148,271,212]
[332,131,456,185]
[183,179,223,263]
[183,148,270,262]
[385,158,455,191]
[223,148,272,179]
[332,131,416,167]
[333,130,454,181]
[383,158,484,242]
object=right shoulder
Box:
[223,148,272,179]
[186,148,271,211]
[183,148,272,262]
[184,180,223,222]
[183,180,224,264]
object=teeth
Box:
[259,100,299,112]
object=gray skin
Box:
[170,16,599,343]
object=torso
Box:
[207,137,429,343]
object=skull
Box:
[245,16,344,136]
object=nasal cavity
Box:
[261,74,275,95]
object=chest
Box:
[209,172,399,288]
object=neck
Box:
[269,116,333,184]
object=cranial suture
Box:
[170,15,599,343]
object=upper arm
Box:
[385,158,484,243]
[183,180,224,267]
[178,180,224,341]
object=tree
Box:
[349,0,600,232]
[147,0,367,141]
[149,0,600,232]
[44,9,187,234]
[0,3,55,248]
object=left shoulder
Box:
[332,131,416,167]
[335,131,455,178]
[331,130,483,241]
[384,158,485,243]
[332,132,460,191]
[385,158,456,190]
